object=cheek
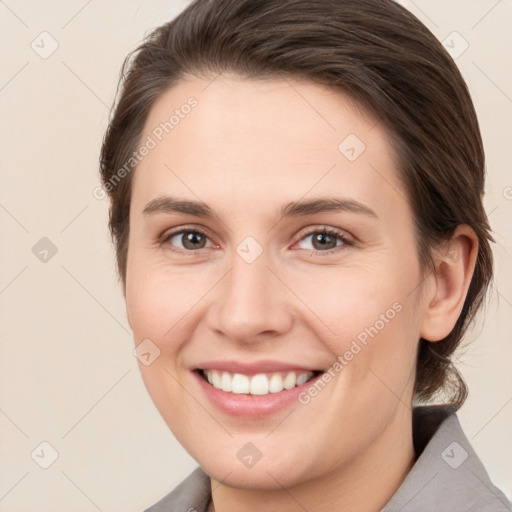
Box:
[289,264,413,347]
[125,261,202,433]
[291,263,421,399]
[125,258,213,356]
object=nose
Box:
[206,246,294,344]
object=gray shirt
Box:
[145,406,511,511]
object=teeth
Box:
[296,372,309,386]
[203,369,315,395]
[283,371,297,389]
[231,373,250,394]
[269,374,284,393]
[221,371,232,392]
[212,371,222,389]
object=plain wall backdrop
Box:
[0,1,511,510]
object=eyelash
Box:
[160,225,355,257]
[294,227,354,255]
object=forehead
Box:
[131,74,404,217]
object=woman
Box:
[99,0,510,510]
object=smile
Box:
[200,369,320,395]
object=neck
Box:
[208,406,415,512]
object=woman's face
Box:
[125,75,432,488]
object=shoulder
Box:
[382,405,511,512]
[143,466,211,512]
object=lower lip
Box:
[193,370,323,418]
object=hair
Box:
[99,0,494,408]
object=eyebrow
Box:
[142,195,378,219]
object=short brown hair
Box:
[99,0,494,408]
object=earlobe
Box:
[420,225,479,342]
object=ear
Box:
[420,225,479,342]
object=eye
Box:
[294,227,354,253]
[160,226,354,255]
[162,228,216,253]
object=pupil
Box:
[183,232,205,250]
[313,232,336,250]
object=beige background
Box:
[0,1,510,510]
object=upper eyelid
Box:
[296,225,352,240]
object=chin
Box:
[189,437,319,491]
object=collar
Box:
[382,405,510,511]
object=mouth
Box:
[195,368,322,396]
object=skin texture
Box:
[125,75,478,512]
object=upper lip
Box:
[195,360,322,375]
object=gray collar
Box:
[381,405,510,511]
[145,406,510,511]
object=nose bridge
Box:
[209,241,292,342]
[229,254,266,307]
